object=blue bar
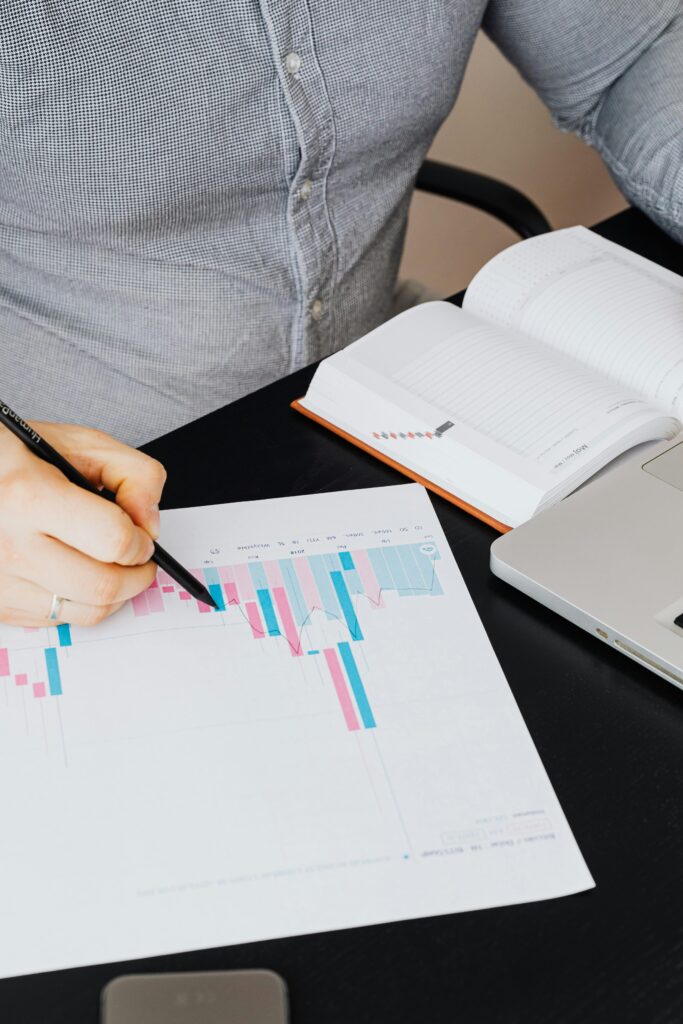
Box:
[202,568,225,610]
[307,649,320,655]
[45,647,62,696]
[332,553,363,595]
[396,545,428,594]
[404,543,429,589]
[331,571,363,641]
[338,642,375,729]
[368,548,394,591]
[56,624,72,647]
[208,584,226,611]
[341,568,363,595]
[279,559,309,626]
[382,546,414,595]
[349,570,364,594]
[248,562,269,591]
[411,543,443,595]
[203,567,221,587]
[309,555,341,621]
[256,589,280,636]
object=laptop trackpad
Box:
[642,441,683,491]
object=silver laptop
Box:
[490,435,683,691]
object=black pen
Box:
[0,401,218,609]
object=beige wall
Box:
[399,33,626,298]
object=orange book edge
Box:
[291,398,511,534]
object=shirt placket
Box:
[259,0,338,371]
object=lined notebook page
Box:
[387,311,660,471]
[302,303,675,525]
[464,227,683,417]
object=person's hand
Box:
[0,422,166,628]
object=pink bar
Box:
[245,601,265,639]
[197,600,212,613]
[219,565,235,584]
[273,587,303,656]
[162,585,175,593]
[157,570,175,587]
[179,591,191,601]
[131,591,150,617]
[293,556,321,613]
[15,673,28,687]
[263,560,285,589]
[33,681,46,699]
[233,563,256,602]
[146,582,164,613]
[224,581,239,606]
[323,649,360,731]
[352,549,384,608]
[0,648,9,676]
[23,627,40,633]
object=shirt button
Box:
[299,178,313,201]
[285,52,302,75]
[310,298,324,321]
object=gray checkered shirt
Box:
[1,1,682,445]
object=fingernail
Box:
[147,504,160,539]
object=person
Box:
[0,1,681,628]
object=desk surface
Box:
[6,209,683,1024]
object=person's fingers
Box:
[0,575,127,627]
[9,466,156,567]
[17,533,157,607]
[33,423,166,538]
[105,455,166,540]
[0,422,165,630]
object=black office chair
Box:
[416,158,551,239]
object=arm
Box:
[483,0,683,242]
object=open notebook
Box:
[294,227,683,530]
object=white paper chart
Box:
[0,485,593,977]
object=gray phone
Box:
[101,969,288,1024]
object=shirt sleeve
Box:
[482,0,683,242]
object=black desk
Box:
[6,209,683,1024]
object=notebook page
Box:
[301,302,675,526]
[300,362,545,526]
[463,227,683,418]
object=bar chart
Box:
[0,487,593,980]
[372,429,438,440]
[0,539,443,743]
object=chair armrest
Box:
[415,159,551,239]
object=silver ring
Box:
[48,594,64,622]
